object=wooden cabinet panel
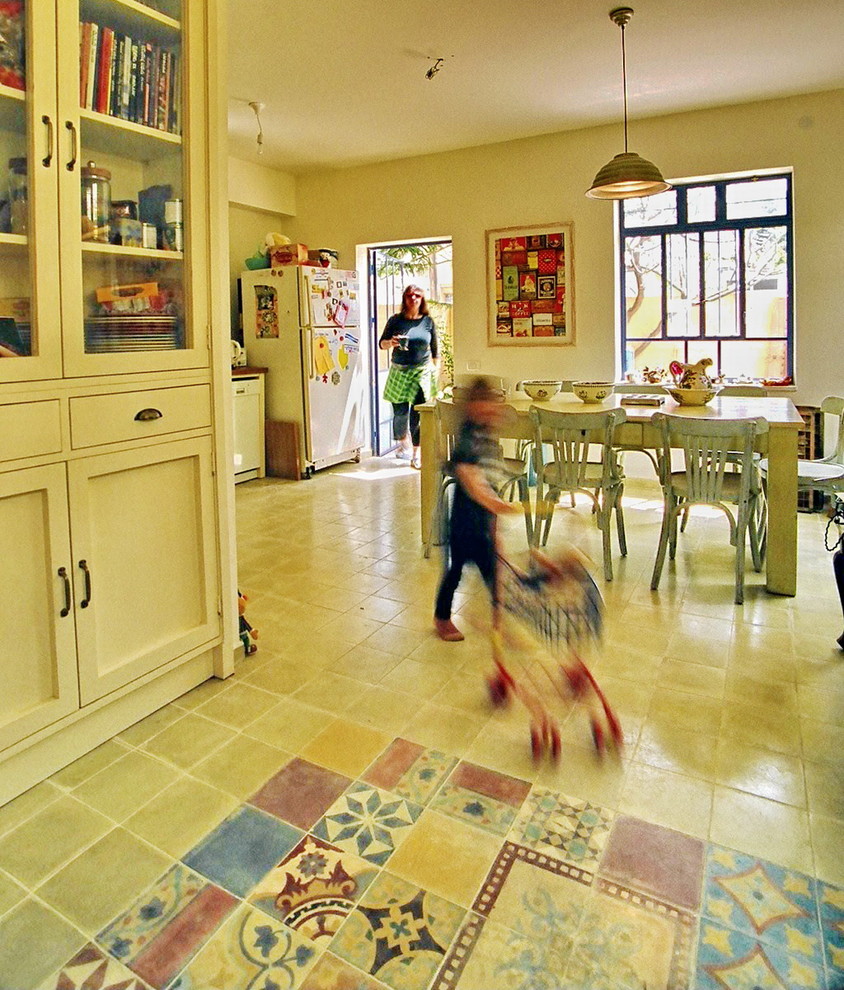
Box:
[69,436,219,703]
[0,465,79,751]
[69,384,211,448]
[0,400,63,463]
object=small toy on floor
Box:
[238,591,259,656]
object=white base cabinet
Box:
[0,464,79,753]
[70,436,219,704]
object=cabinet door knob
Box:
[58,566,71,617]
[134,408,163,422]
[42,115,54,168]
[65,121,78,172]
[78,559,92,608]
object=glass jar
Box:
[80,161,111,243]
[9,157,27,235]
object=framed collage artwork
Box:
[486,223,575,346]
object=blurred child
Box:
[433,377,523,641]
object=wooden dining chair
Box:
[758,395,844,506]
[423,399,532,558]
[650,413,768,604]
[528,405,627,581]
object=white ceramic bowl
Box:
[572,381,614,404]
[664,385,721,406]
[521,380,562,401]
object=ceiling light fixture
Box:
[248,101,265,155]
[586,7,670,200]
[425,57,445,80]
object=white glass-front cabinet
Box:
[0,0,222,780]
[0,0,207,382]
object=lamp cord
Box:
[620,21,629,153]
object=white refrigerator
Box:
[241,266,365,476]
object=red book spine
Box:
[79,22,90,108]
[96,27,113,114]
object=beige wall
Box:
[283,88,843,407]
[227,204,288,337]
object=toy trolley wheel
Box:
[487,674,510,707]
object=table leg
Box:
[764,426,798,595]
[418,406,437,548]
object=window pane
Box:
[666,233,700,337]
[686,186,715,223]
[687,341,719,372]
[624,235,663,339]
[726,178,787,219]
[624,339,683,375]
[622,190,677,228]
[703,230,739,337]
[744,227,788,337]
[721,340,788,379]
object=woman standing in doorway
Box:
[379,285,438,469]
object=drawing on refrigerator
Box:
[241,266,365,477]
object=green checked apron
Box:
[383,362,438,405]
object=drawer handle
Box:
[135,408,163,422]
[58,566,71,617]
[78,559,92,608]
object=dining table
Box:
[416,393,804,596]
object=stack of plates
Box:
[84,315,182,353]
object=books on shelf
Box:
[620,394,666,406]
[79,21,180,135]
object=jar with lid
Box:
[80,161,111,243]
[9,157,27,235]
[162,198,183,252]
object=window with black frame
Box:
[619,174,793,382]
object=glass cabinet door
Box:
[56,0,208,377]
[0,0,62,382]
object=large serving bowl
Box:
[572,381,614,404]
[664,385,721,406]
[521,380,562,401]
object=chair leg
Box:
[748,494,764,572]
[601,501,613,582]
[651,501,673,591]
[615,485,627,557]
[734,519,747,605]
[518,477,533,545]
[679,499,690,533]
[668,502,679,560]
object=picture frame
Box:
[486,222,575,346]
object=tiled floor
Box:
[1,457,843,989]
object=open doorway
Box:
[367,241,453,457]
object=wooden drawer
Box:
[0,400,63,463]
[70,385,211,449]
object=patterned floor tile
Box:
[695,919,827,989]
[248,833,378,941]
[564,878,695,990]
[183,805,303,898]
[702,845,824,968]
[818,881,844,983]
[249,758,352,831]
[96,863,238,989]
[168,902,319,989]
[312,783,422,866]
[432,911,575,990]
[507,785,614,870]
[429,761,530,836]
[330,872,465,990]
[363,738,457,806]
[299,951,389,990]
[38,943,148,990]
[599,814,706,911]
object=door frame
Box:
[366,239,453,457]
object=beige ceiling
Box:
[227,0,844,175]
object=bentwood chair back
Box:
[759,396,844,503]
[650,413,768,604]
[528,405,627,581]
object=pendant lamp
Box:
[586,7,670,200]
